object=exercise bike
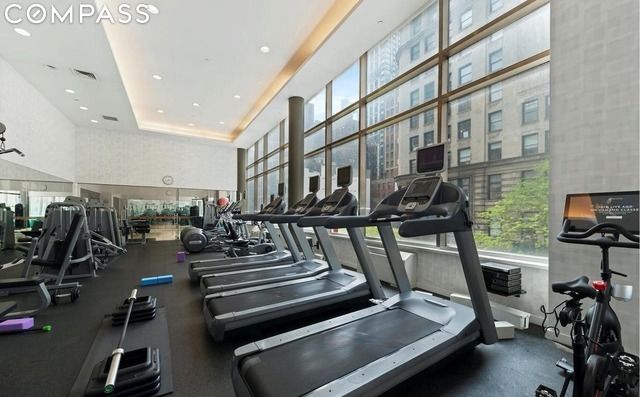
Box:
[537,191,639,397]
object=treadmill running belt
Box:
[207,279,343,315]
[239,309,441,397]
[203,265,316,287]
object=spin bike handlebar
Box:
[557,221,639,249]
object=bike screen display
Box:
[417,144,445,173]
[564,191,639,234]
[404,178,440,199]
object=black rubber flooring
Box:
[0,241,569,396]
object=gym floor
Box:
[0,242,570,397]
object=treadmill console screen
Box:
[321,188,348,213]
[309,176,320,193]
[398,176,442,213]
[277,183,285,197]
[416,144,446,174]
[292,193,315,213]
[563,191,639,234]
[337,166,352,187]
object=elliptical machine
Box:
[537,191,639,397]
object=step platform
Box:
[69,307,173,397]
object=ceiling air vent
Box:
[72,68,97,80]
[43,64,57,70]
[102,115,118,122]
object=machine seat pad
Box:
[552,276,597,299]
[0,277,46,288]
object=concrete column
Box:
[236,148,247,210]
[288,96,304,205]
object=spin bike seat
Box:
[552,276,597,299]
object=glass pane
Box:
[247,166,254,178]
[364,119,437,244]
[304,128,325,154]
[247,144,255,164]
[256,160,263,174]
[267,126,280,153]
[256,176,264,209]
[446,64,549,256]
[304,89,326,131]
[330,140,359,198]
[267,151,279,170]
[304,151,326,199]
[283,119,289,144]
[366,67,438,126]
[332,110,359,142]
[246,179,255,213]
[256,138,264,159]
[448,0,527,44]
[367,1,439,93]
[448,4,549,91]
[283,146,289,165]
[332,61,360,115]
[267,170,279,200]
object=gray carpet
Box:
[0,242,570,396]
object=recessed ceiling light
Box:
[80,106,89,111]
[192,102,200,107]
[146,4,159,14]
[233,94,241,99]
[65,89,75,94]
[187,123,195,127]
[152,74,163,80]
[14,28,31,37]
[218,121,225,125]
[259,46,270,53]
[157,109,164,113]
[90,119,99,124]
[377,20,384,24]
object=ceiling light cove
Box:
[14,28,31,37]
[259,46,270,53]
[152,74,163,80]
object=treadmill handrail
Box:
[297,215,331,228]
[269,214,306,224]
[323,214,407,229]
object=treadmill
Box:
[202,166,386,342]
[231,145,497,397]
[198,176,329,295]
[188,183,300,282]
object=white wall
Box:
[75,127,237,191]
[550,0,639,354]
[0,57,76,181]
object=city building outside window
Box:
[545,95,550,120]
[488,110,503,132]
[489,48,503,72]
[522,133,539,155]
[457,177,471,198]
[488,142,502,161]
[458,119,471,139]
[409,159,417,174]
[458,147,471,165]
[522,169,536,180]
[488,174,502,200]
[522,98,539,124]
[425,33,436,53]
[545,130,550,153]
[459,63,472,85]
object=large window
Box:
[245,0,549,258]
